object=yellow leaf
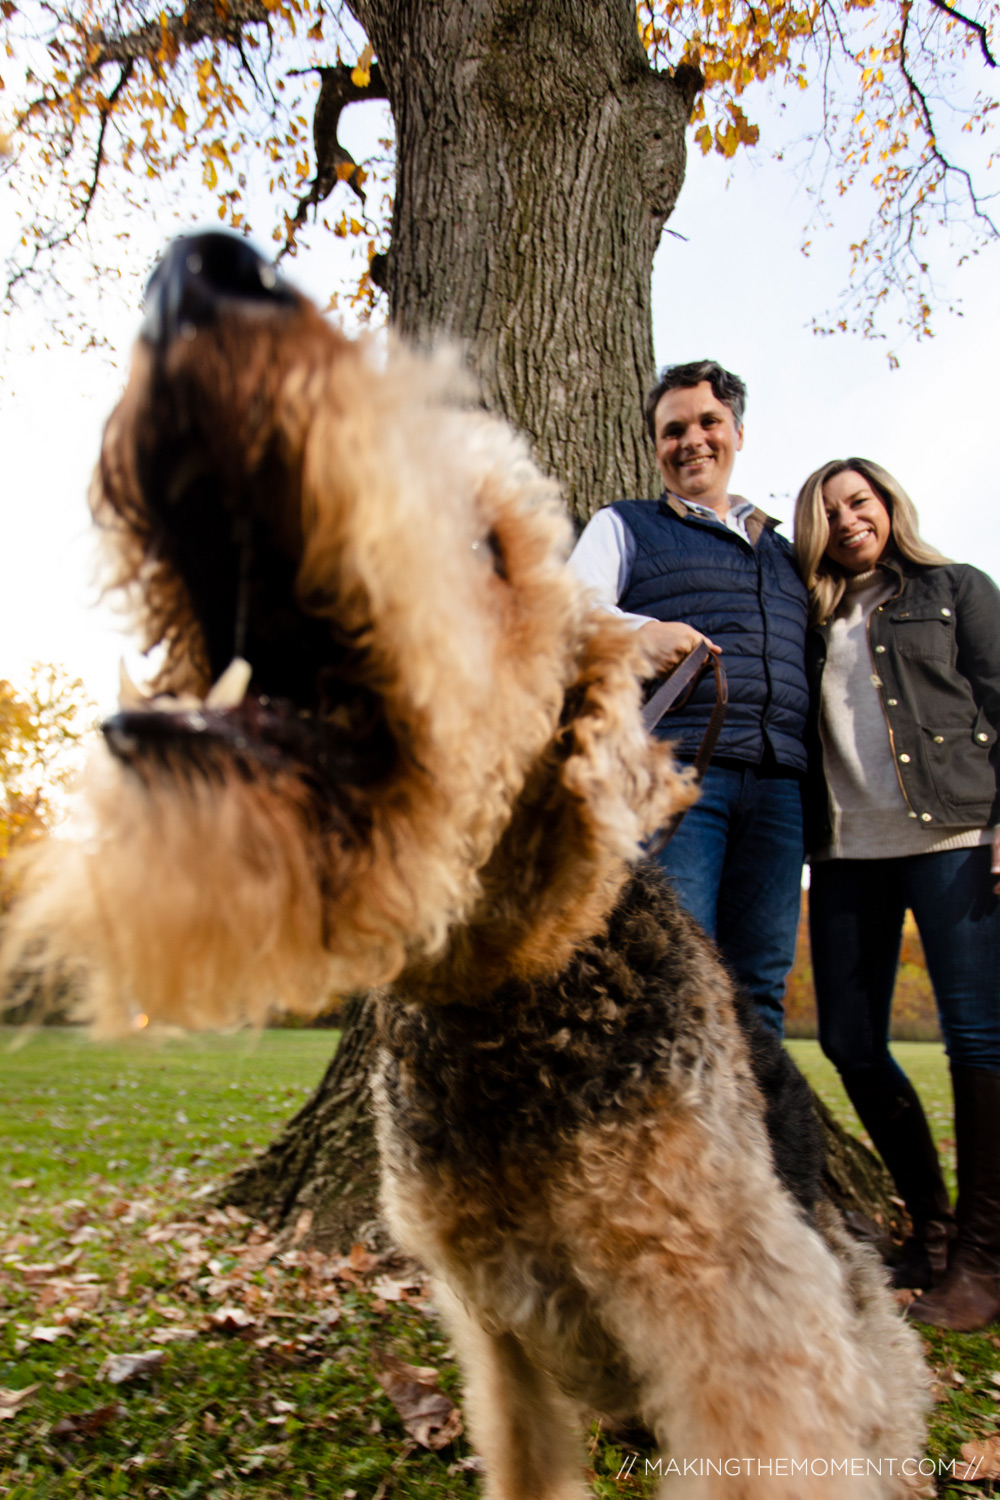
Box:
[171,103,187,131]
[351,42,374,88]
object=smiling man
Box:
[570,360,809,1035]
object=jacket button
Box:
[921,813,933,822]
[933,735,944,743]
[899,753,911,763]
[888,698,898,706]
[874,645,886,654]
[978,732,990,743]
[941,607,952,617]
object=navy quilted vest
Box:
[612,498,809,770]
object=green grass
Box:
[0,1032,998,1498]
[0,1027,337,1221]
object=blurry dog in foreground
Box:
[4,235,930,1498]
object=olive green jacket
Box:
[804,560,1000,853]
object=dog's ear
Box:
[558,611,697,858]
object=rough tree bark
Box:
[222,996,382,1250]
[356,0,700,523]
[219,0,903,1249]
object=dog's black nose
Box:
[141,232,297,348]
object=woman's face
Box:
[821,469,893,574]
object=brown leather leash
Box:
[641,640,728,853]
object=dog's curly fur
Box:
[3,236,930,1498]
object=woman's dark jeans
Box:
[810,845,1000,1079]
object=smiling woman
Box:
[820,469,893,574]
[794,455,1000,1333]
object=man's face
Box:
[652,382,744,511]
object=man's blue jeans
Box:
[810,847,1000,1077]
[655,762,804,1036]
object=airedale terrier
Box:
[5,234,930,1498]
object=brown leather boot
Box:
[840,1068,955,1290]
[890,1217,955,1292]
[907,1065,1000,1333]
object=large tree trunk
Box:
[221,995,382,1249]
[353,0,698,524]
[219,0,903,1255]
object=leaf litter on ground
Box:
[2,1034,999,1497]
[1,1163,480,1498]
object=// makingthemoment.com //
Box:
[615,1456,968,1482]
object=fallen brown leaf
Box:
[370,1275,423,1303]
[19,1252,81,1280]
[206,1305,255,1332]
[0,1384,40,1419]
[954,1434,1000,1481]
[239,1239,280,1271]
[144,1221,203,1245]
[376,1353,463,1451]
[348,1242,379,1273]
[51,1403,126,1439]
[30,1325,71,1343]
[99,1350,165,1385]
[290,1210,314,1247]
[1,1233,40,1253]
[448,1455,486,1475]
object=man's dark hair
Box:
[644,360,747,442]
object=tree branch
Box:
[78,62,134,226]
[284,60,388,241]
[82,0,272,75]
[900,0,998,238]
[925,0,997,68]
[13,0,272,139]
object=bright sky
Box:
[1,87,998,715]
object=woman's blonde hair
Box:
[793,458,950,625]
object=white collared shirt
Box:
[569,497,756,629]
